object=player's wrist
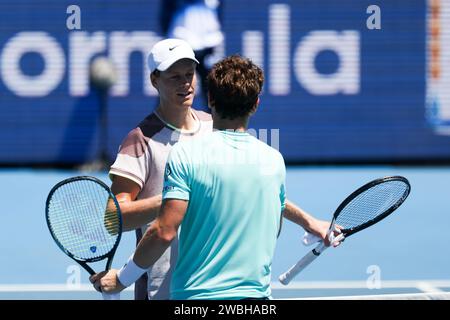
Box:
[117,254,147,287]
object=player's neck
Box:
[210,103,256,132]
[155,104,197,131]
[212,115,249,132]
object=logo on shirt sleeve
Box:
[163,185,175,192]
[164,165,172,181]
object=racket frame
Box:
[335,175,410,238]
[45,175,123,275]
[279,175,411,285]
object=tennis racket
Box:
[45,176,122,300]
[279,176,411,285]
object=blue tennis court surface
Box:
[1,166,449,299]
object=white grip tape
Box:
[280,230,346,285]
[279,242,327,285]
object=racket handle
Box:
[102,292,121,300]
[279,242,327,285]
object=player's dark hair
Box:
[207,55,264,120]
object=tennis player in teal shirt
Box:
[92,55,334,299]
[163,126,286,299]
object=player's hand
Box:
[90,269,125,294]
[307,218,342,247]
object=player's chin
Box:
[177,93,194,107]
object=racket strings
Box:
[335,180,409,230]
[47,180,120,260]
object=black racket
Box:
[279,176,411,285]
[45,176,122,299]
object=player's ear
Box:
[250,97,260,115]
[150,71,159,90]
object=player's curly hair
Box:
[207,55,264,120]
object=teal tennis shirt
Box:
[162,130,286,300]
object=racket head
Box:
[332,176,410,237]
[45,176,122,264]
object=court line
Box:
[272,279,450,290]
[297,292,450,300]
[2,280,450,292]
[416,281,445,293]
[0,284,134,292]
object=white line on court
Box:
[297,292,450,300]
[271,279,450,290]
[416,281,445,293]
[2,280,450,292]
[0,284,134,292]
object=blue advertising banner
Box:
[0,0,448,164]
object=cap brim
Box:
[157,54,199,72]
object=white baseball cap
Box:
[148,38,199,73]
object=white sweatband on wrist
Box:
[302,231,321,246]
[117,254,147,287]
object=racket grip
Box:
[279,242,327,285]
[102,292,120,300]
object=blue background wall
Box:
[1,0,449,164]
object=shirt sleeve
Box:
[108,128,151,189]
[279,154,287,212]
[162,143,191,201]
[280,183,286,212]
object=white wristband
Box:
[117,254,147,287]
[302,231,321,246]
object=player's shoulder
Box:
[172,131,211,151]
[121,113,164,141]
[117,113,166,153]
[252,135,283,156]
[169,137,195,157]
[116,126,149,156]
[170,130,215,159]
[251,136,286,166]
[137,113,166,139]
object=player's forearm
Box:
[282,199,316,232]
[133,219,176,269]
[120,195,162,231]
[116,218,174,288]
[115,207,178,289]
[131,198,186,269]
